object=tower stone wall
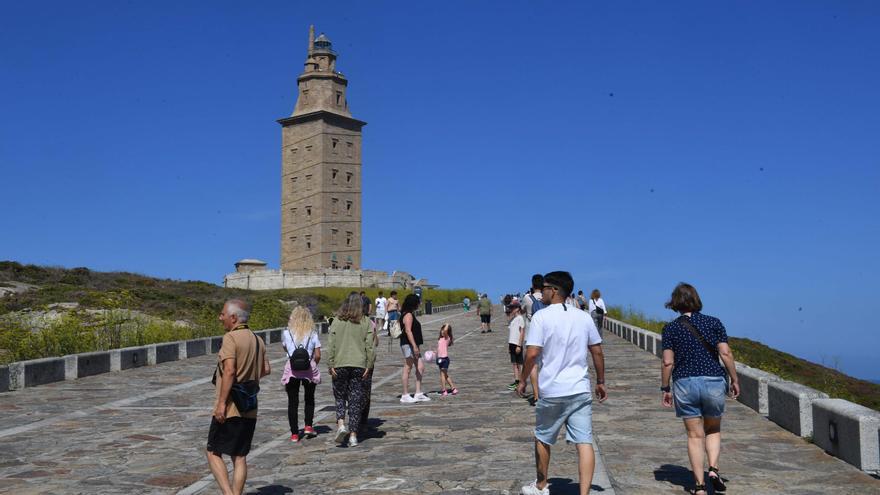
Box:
[279,26,366,272]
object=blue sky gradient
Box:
[2,1,878,380]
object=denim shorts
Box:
[436,357,450,370]
[534,392,593,445]
[673,376,727,418]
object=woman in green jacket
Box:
[326,292,376,447]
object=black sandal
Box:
[690,484,707,495]
[708,466,727,492]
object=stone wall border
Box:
[0,326,291,394]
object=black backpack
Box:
[289,331,313,371]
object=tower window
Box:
[346,172,353,184]
[331,169,339,183]
[345,201,352,215]
[332,138,338,151]
[305,145,313,154]
[306,235,312,250]
[346,231,353,246]
[332,198,339,214]
[346,142,353,158]
[306,174,312,190]
[306,205,312,217]
[336,92,342,105]
[290,207,297,221]
[289,236,297,243]
[331,229,338,245]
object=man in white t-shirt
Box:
[374,291,388,334]
[520,274,545,402]
[516,271,607,495]
[506,300,525,390]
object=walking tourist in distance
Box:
[462,295,470,312]
[374,290,387,335]
[281,306,321,443]
[506,300,526,391]
[359,291,372,320]
[477,293,493,333]
[386,290,400,336]
[206,299,271,495]
[399,293,431,403]
[516,271,607,495]
[521,274,545,403]
[588,289,606,335]
[576,290,588,311]
[660,283,740,495]
[326,293,376,447]
[436,324,458,396]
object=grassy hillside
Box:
[607,305,880,412]
[0,261,476,365]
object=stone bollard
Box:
[811,398,880,473]
[768,381,828,437]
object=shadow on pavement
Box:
[248,484,293,494]
[654,463,693,490]
[547,477,606,493]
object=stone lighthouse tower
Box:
[278,26,366,271]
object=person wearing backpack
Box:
[520,274,545,404]
[588,289,607,336]
[281,307,322,443]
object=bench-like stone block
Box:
[654,335,664,358]
[646,335,655,355]
[155,343,179,364]
[638,332,645,350]
[768,380,828,437]
[0,366,9,393]
[121,348,148,370]
[736,363,782,415]
[64,355,77,380]
[24,358,66,387]
[812,398,880,472]
[76,351,111,378]
[210,337,223,353]
[269,329,282,343]
[186,339,207,358]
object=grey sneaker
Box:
[334,425,349,444]
[520,481,549,495]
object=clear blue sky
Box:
[2,2,878,380]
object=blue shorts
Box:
[534,392,593,445]
[436,357,450,370]
[673,376,727,419]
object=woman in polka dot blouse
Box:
[660,283,740,495]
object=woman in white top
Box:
[589,289,607,335]
[281,307,321,443]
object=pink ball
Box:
[424,350,435,362]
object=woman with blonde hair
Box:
[326,292,376,447]
[281,306,321,442]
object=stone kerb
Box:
[768,380,829,437]
[736,363,783,415]
[0,326,288,392]
[811,399,880,473]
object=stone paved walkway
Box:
[2,308,876,494]
[0,308,613,494]
[592,331,880,494]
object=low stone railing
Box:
[603,317,880,474]
[0,324,323,393]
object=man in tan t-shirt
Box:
[206,299,270,495]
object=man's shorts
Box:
[207,416,257,456]
[436,357,450,370]
[375,309,386,319]
[673,376,727,418]
[387,310,400,321]
[480,314,491,324]
[534,392,593,445]
[508,343,523,364]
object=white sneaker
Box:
[400,394,416,403]
[334,425,349,444]
[520,481,549,495]
[348,436,358,447]
[413,393,431,402]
